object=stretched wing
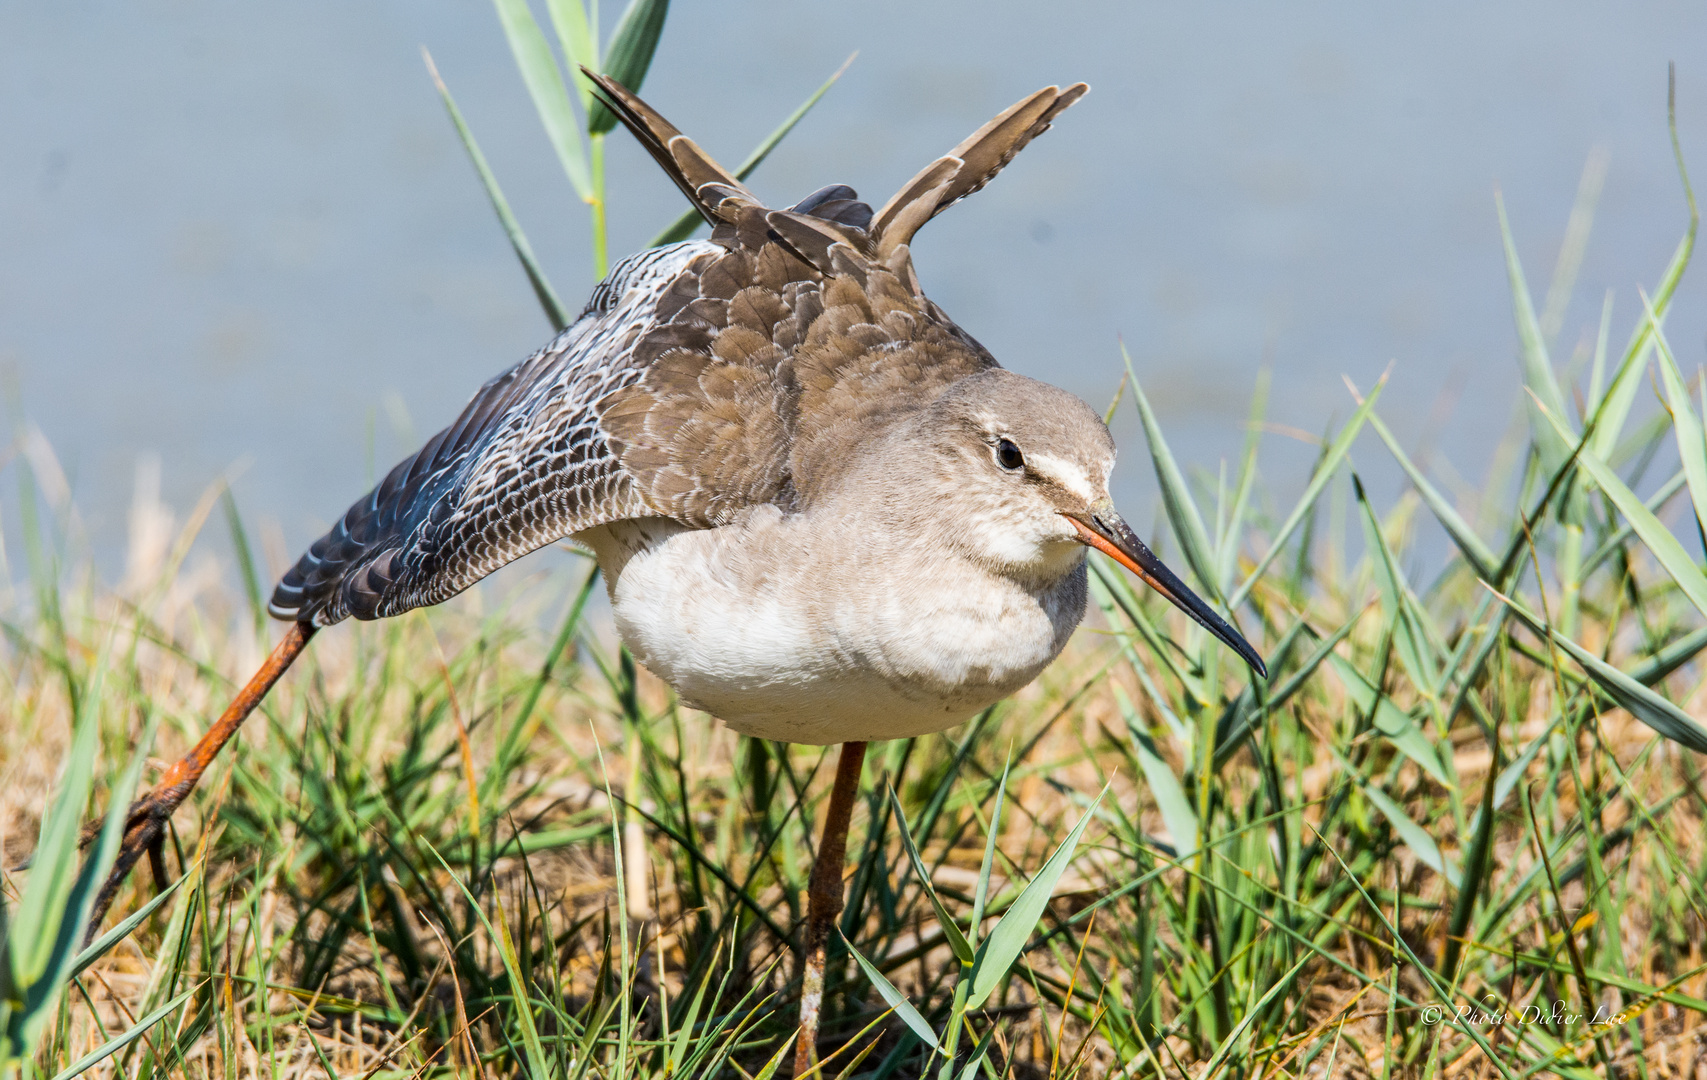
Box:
[270,76,1086,627]
[269,241,720,626]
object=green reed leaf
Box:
[492,0,593,197]
[1113,686,1198,859]
[970,752,1011,946]
[46,987,196,1080]
[1361,781,1460,888]
[888,785,975,965]
[1355,475,1441,704]
[1643,289,1707,538]
[843,930,940,1050]
[1367,411,1497,579]
[967,785,1108,1009]
[1498,192,1574,473]
[1325,653,1450,787]
[544,0,598,113]
[1123,344,1218,600]
[425,48,571,331]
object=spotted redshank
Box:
[89,74,1265,1068]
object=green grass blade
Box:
[221,490,266,636]
[1495,588,1707,755]
[650,53,854,247]
[1360,781,1460,887]
[492,0,593,197]
[544,0,598,112]
[424,842,553,1080]
[1588,225,1694,459]
[955,1025,997,1080]
[1230,371,1387,608]
[1586,289,1614,411]
[1325,654,1450,787]
[969,753,1010,946]
[588,0,669,135]
[842,930,940,1050]
[1216,367,1269,594]
[1367,411,1497,579]
[1355,475,1441,703]
[1536,396,1707,620]
[1264,610,1362,714]
[1581,467,1687,575]
[667,956,714,1072]
[1112,686,1198,859]
[10,675,102,990]
[966,785,1108,1009]
[1497,192,1574,471]
[1442,726,1500,979]
[425,48,571,331]
[70,875,185,983]
[46,987,196,1080]
[1198,954,1310,1079]
[750,1031,799,1080]
[887,785,974,964]
[1122,344,1219,600]
[1643,289,1707,537]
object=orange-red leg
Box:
[84,621,316,939]
[795,740,867,1077]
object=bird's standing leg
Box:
[795,740,867,1077]
[83,621,316,939]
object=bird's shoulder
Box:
[600,196,996,525]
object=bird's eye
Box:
[996,438,1024,471]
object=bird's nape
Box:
[1063,505,1267,678]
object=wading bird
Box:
[88,74,1265,1068]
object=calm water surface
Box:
[3,1,1705,587]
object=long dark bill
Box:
[1065,508,1267,678]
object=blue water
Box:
[3,1,1704,588]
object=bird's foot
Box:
[82,780,194,944]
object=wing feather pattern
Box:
[271,77,1086,626]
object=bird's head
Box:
[919,368,1266,677]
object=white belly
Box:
[576,514,1087,744]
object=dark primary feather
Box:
[271,77,1087,627]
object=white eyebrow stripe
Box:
[1024,451,1099,502]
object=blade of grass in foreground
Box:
[887,785,973,963]
[843,930,940,1051]
[1366,410,1498,580]
[1498,192,1575,473]
[1112,685,1198,859]
[544,0,598,113]
[966,785,1108,1009]
[1325,653,1450,787]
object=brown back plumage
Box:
[270,75,1088,624]
[587,72,1089,520]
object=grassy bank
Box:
[5,155,1707,1076]
[6,9,1707,1077]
